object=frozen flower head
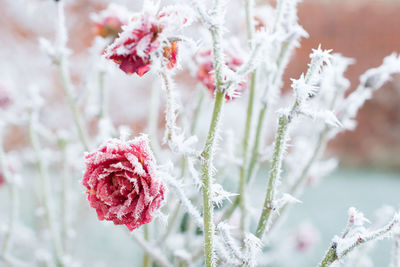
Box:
[91,4,132,39]
[195,49,247,101]
[104,3,191,76]
[82,135,166,231]
[0,85,13,110]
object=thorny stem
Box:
[29,111,64,266]
[238,0,257,233]
[318,215,399,267]
[131,232,173,267]
[248,40,292,184]
[269,89,340,233]
[255,114,290,239]
[200,1,226,265]
[161,90,204,245]
[201,89,225,267]
[0,133,18,256]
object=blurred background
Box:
[0,0,399,266]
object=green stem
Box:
[246,103,267,183]
[142,225,151,267]
[201,89,225,267]
[200,4,226,264]
[318,244,338,267]
[238,0,256,232]
[255,114,289,239]
[239,71,256,231]
[29,111,64,266]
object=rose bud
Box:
[82,135,166,231]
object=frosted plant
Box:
[0,0,399,267]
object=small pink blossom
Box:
[82,136,166,231]
[105,5,187,76]
[195,49,247,101]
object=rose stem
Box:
[238,0,256,233]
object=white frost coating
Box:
[187,156,201,188]
[125,153,146,177]
[211,184,238,207]
[274,193,301,213]
[347,207,371,227]
[243,233,263,267]
[218,222,245,263]
[339,53,400,130]
[160,170,204,228]
[299,107,342,127]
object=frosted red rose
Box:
[82,136,166,231]
[196,50,247,101]
[104,8,182,76]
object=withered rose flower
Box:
[82,136,166,231]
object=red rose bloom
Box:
[196,49,247,101]
[82,136,166,231]
[105,10,179,76]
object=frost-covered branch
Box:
[255,46,332,239]
[197,0,228,265]
[162,172,204,228]
[318,210,399,267]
